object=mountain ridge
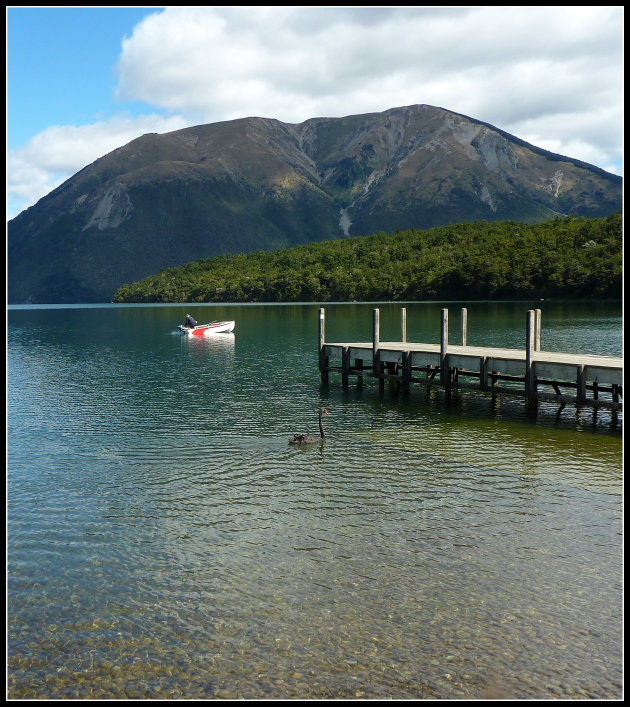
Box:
[8,104,622,303]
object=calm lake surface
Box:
[8,301,622,699]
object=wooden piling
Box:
[402,350,412,394]
[373,308,384,393]
[535,308,542,351]
[461,307,468,346]
[480,356,489,391]
[401,307,407,343]
[525,309,537,400]
[318,307,328,383]
[577,364,587,404]
[341,346,350,387]
[440,308,449,386]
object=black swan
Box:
[289,408,330,444]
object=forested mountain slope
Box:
[113,214,622,303]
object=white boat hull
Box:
[178,321,235,336]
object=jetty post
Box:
[400,307,410,393]
[577,364,587,404]
[525,309,537,402]
[319,307,329,384]
[341,345,350,387]
[440,308,450,388]
[373,308,384,392]
[461,307,468,346]
[535,308,542,351]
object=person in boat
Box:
[184,314,197,328]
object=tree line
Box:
[112,213,622,303]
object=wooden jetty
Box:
[318,307,623,411]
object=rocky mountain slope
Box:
[8,104,622,303]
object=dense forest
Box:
[112,213,622,303]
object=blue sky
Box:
[7,6,623,220]
[8,7,163,148]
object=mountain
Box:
[8,104,622,303]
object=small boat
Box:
[178,320,235,337]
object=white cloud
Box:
[8,114,189,218]
[509,102,624,173]
[115,8,621,114]
[113,6,622,169]
[8,6,623,219]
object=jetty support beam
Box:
[319,307,329,383]
[342,346,350,387]
[525,309,537,402]
[373,308,384,393]
[440,308,450,388]
[535,308,542,351]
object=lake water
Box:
[7,301,622,699]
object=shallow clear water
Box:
[8,301,622,699]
